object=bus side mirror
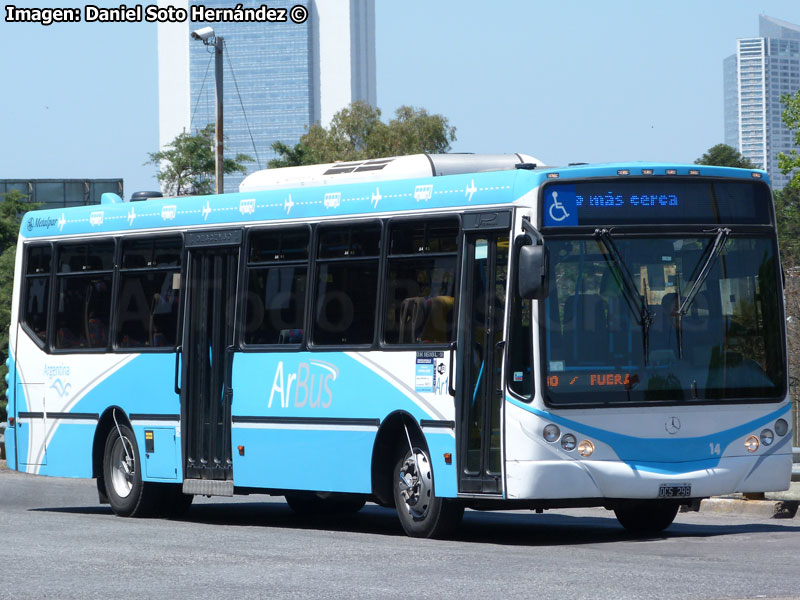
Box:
[517,236,549,300]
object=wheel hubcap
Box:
[397,449,432,520]
[110,436,135,498]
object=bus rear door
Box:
[180,229,242,496]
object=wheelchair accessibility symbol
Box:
[549,191,570,222]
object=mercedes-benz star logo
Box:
[665,417,681,435]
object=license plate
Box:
[658,483,692,498]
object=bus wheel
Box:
[613,500,679,534]
[393,446,463,538]
[102,423,156,517]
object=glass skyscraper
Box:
[723,15,800,189]
[158,0,376,193]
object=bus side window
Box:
[383,218,458,345]
[243,227,309,346]
[54,241,114,350]
[508,296,533,398]
[22,244,52,345]
[313,223,380,346]
[116,236,182,349]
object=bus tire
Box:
[613,500,679,534]
[102,423,157,517]
[393,446,463,538]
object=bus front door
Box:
[180,234,240,496]
[457,230,509,494]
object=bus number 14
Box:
[709,442,721,456]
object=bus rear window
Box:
[22,244,51,345]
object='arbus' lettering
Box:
[268,360,339,410]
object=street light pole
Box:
[191,26,225,194]
[213,35,224,194]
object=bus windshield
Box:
[541,234,785,405]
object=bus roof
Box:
[18,157,769,240]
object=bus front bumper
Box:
[505,453,792,500]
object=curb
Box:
[689,497,799,519]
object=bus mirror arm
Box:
[448,341,456,397]
[174,345,182,396]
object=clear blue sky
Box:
[1,1,799,196]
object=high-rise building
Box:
[158,0,376,193]
[724,15,800,189]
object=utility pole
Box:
[191,26,225,194]
[213,35,224,194]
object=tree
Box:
[776,185,800,385]
[0,189,40,423]
[147,124,253,196]
[778,89,800,190]
[786,263,800,385]
[268,140,313,169]
[695,144,757,169]
[0,245,15,425]
[269,101,456,167]
[774,186,800,265]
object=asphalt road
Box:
[2,466,800,600]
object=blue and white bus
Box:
[4,154,791,537]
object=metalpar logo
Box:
[27,216,59,231]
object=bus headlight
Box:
[543,424,560,442]
[760,429,774,446]
[561,434,577,451]
[744,435,760,453]
[577,440,594,457]
[775,419,789,437]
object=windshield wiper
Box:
[673,227,731,359]
[594,228,654,366]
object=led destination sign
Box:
[543,179,771,227]
[546,372,637,388]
